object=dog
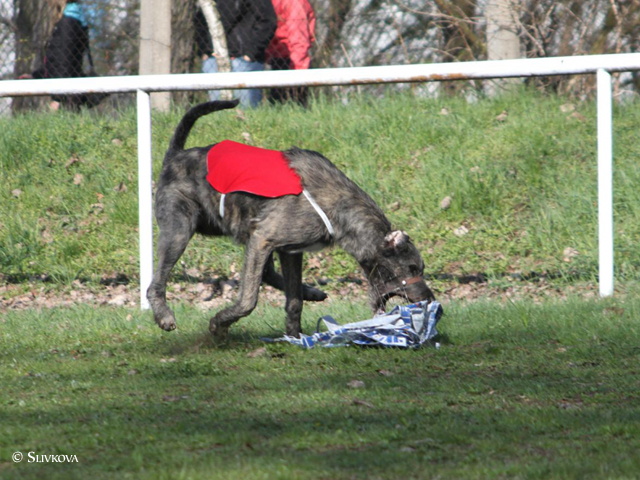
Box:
[147,100,436,339]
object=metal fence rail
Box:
[3,53,640,96]
[3,52,640,307]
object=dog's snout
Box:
[405,280,435,303]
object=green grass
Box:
[1,296,640,479]
[2,89,640,286]
[2,90,640,477]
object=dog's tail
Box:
[167,99,240,153]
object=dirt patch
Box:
[0,273,599,312]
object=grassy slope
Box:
[1,297,639,479]
[2,90,640,288]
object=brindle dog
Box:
[148,100,436,339]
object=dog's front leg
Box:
[279,252,304,337]
[209,236,273,339]
[148,213,195,331]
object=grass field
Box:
[2,295,640,479]
[2,89,640,287]
[2,90,640,478]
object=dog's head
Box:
[367,230,435,313]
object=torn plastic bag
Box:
[264,300,443,348]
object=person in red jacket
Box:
[265,0,316,106]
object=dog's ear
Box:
[383,230,409,252]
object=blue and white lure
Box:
[265,300,443,349]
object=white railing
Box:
[3,52,640,307]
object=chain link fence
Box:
[1,0,639,115]
[1,0,138,113]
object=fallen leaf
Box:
[560,103,575,113]
[73,173,84,185]
[440,107,449,115]
[387,201,400,211]
[221,280,236,297]
[114,182,128,193]
[112,138,123,146]
[185,267,200,278]
[347,380,365,389]
[440,196,452,210]
[307,257,322,269]
[242,132,252,143]
[89,203,104,214]
[162,395,188,402]
[247,347,268,358]
[377,369,393,377]
[11,189,22,198]
[495,110,508,122]
[352,399,375,408]
[65,156,81,169]
[563,247,579,262]
[108,294,127,306]
[41,227,54,244]
[453,225,469,237]
[569,111,587,122]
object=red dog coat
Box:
[206,140,334,236]
[206,140,303,197]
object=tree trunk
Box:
[139,0,172,111]
[12,0,65,112]
[171,0,197,104]
[485,0,521,95]
[196,0,232,100]
[435,0,483,61]
[432,0,480,95]
[313,0,353,68]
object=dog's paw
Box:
[209,319,229,340]
[156,316,177,331]
[302,285,328,302]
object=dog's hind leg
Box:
[209,236,273,339]
[147,202,196,331]
[262,254,327,302]
[279,252,304,337]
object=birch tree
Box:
[196,0,232,100]
[485,0,521,94]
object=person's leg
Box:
[267,57,289,104]
[267,58,309,107]
[202,56,221,102]
[231,58,265,108]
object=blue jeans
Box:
[202,56,264,108]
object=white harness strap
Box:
[302,189,335,237]
[218,190,334,237]
[219,193,226,218]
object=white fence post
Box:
[597,69,614,297]
[137,89,154,309]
